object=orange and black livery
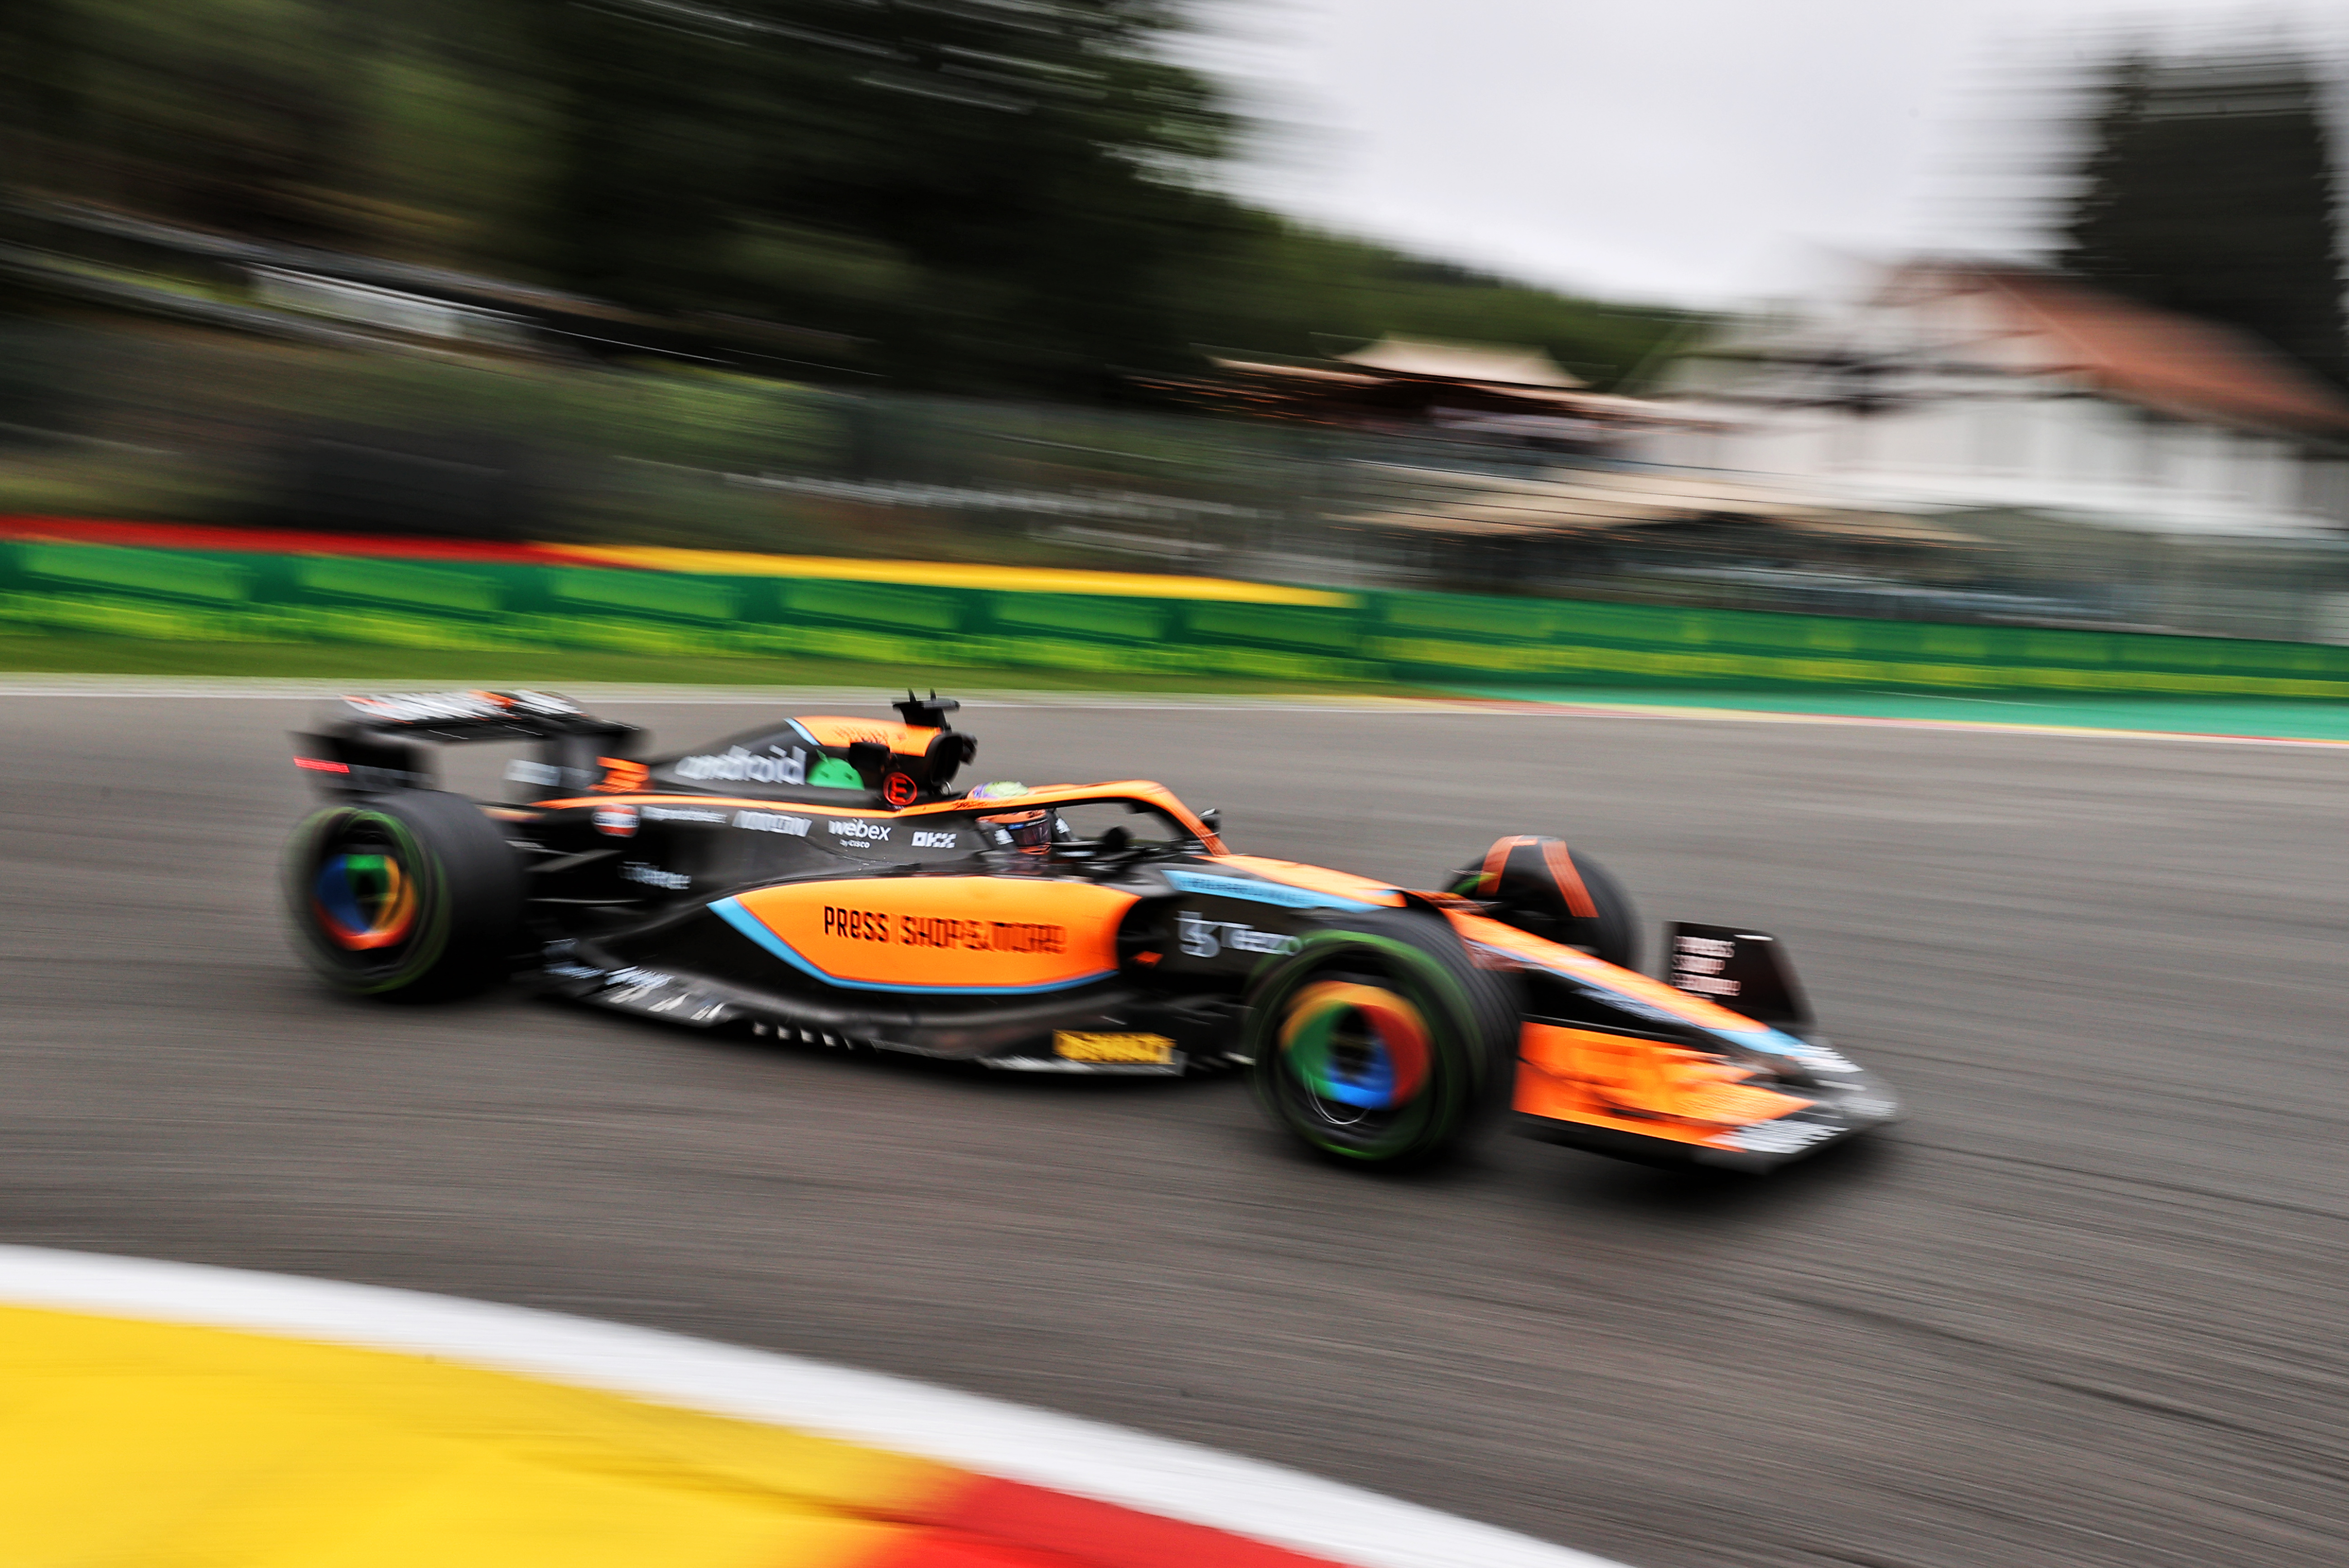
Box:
[284,690,1899,1173]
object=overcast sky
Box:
[1187,0,2349,309]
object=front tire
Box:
[1571,852,1640,972]
[285,791,523,999]
[1449,837,1640,972]
[1245,908,1519,1167]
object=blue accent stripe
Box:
[1537,960,1834,1061]
[1162,868,1376,911]
[709,897,1116,995]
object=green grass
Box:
[0,631,1422,695]
[1466,684,2349,740]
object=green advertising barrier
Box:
[6,537,2349,699]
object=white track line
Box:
[0,1245,1628,1568]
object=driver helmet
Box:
[969,781,1057,856]
[979,808,1056,855]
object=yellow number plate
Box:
[1054,1031,1175,1065]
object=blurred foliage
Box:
[0,0,1689,395]
[1169,212,1698,387]
[2063,46,2346,388]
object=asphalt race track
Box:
[4,691,2345,1568]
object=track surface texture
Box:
[4,694,2344,1568]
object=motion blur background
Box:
[9,13,2349,1567]
[5,1,2349,646]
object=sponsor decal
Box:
[828,819,892,843]
[1717,1118,1839,1156]
[504,758,562,787]
[643,806,729,824]
[595,757,650,794]
[599,966,728,1021]
[909,830,959,849]
[620,861,690,891]
[902,917,1064,955]
[814,721,903,747]
[506,689,579,716]
[733,809,812,837]
[592,803,639,838]
[674,744,808,785]
[819,906,1069,955]
[344,689,577,723]
[714,884,1124,996]
[1055,1031,1176,1066]
[1782,1041,1859,1073]
[1175,911,1298,959]
[294,757,351,774]
[1162,868,1375,911]
[1671,933,1741,997]
[823,906,892,943]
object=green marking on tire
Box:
[1250,926,1484,1162]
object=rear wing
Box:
[292,690,644,797]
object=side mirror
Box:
[1199,808,1223,835]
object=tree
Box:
[0,0,1692,396]
[2063,46,2348,386]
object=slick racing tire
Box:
[1450,836,1640,973]
[1245,908,1520,1167]
[285,791,523,999]
[1572,852,1640,974]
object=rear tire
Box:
[285,791,523,999]
[1245,908,1519,1167]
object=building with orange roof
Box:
[1647,259,2349,540]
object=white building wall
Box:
[2236,437,2287,510]
[1644,282,2347,537]
[2302,458,2349,523]
[2165,424,2227,502]
[2063,400,2130,491]
[1869,406,1945,474]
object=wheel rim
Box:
[313,844,419,951]
[1277,980,1431,1112]
[1255,935,1469,1159]
[293,810,438,989]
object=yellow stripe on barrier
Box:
[0,1306,961,1568]
[549,545,1356,606]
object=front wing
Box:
[1445,909,1900,1172]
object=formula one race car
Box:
[285,690,1899,1171]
